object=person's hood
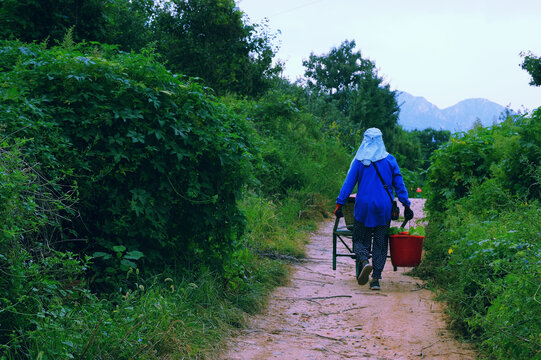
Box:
[353,127,389,166]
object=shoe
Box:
[369,279,381,290]
[357,260,372,285]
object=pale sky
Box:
[236,0,541,111]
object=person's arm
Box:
[336,160,361,205]
[390,157,411,208]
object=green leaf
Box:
[127,130,145,144]
[411,226,425,236]
[2,87,20,101]
[112,245,126,253]
[120,259,136,269]
[124,250,144,260]
[92,252,112,260]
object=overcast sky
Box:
[236,0,541,111]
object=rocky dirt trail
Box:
[221,199,478,359]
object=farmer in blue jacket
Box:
[334,128,413,290]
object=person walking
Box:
[334,128,413,290]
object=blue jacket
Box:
[336,154,410,227]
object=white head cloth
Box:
[353,128,389,166]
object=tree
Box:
[103,0,155,52]
[521,51,541,87]
[303,39,374,96]
[347,75,399,131]
[0,0,108,43]
[410,128,451,170]
[302,40,399,148]
[151,0,279,96]
[0,0,280,97]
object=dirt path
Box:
[221,199,477,359]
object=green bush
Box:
[426,113,541,217]
[432,200,541,358]
[0,40,253,276]
[425,125,496,215]
[491,111,541,199]
[224,90,350,200]
[0,140,88,357]
[417,111,541,359]
[0,148,287,357]
[1,40,348,358]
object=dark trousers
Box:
[353,220,390,279]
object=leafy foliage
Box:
[409,128,451,170]
[0,139,88,357]
[425,126,495,214]
[303,39,373,96]
[103,0,155,52]
[303,40,399,133]
[224,89,351,199]
[0,40,252,276]
[0,26,358,356]
[0,0,280,98]
[521,51,541,86]
[426,112,541,215]
[416,110,541,359]
[151,0,280,96]
[491,111,541,200]
[0,0,108,43]
[301,39,414,171]
[420,192,540,359]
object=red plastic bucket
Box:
[389,232,424,267]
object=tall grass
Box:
[18,273,239,359]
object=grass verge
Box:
[2,191,329,359]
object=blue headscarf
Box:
[353,128,389,166]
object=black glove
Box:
[404,206,414,221]
[334,204,343,218]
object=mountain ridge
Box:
[396,92,508,132]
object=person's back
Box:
[341,154,407,227]
[334,128,413,289]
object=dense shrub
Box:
[425,125,495,215]
[423,193,541,359]
[1,38,347,357]
[491,110,541,200]
[0,40,252,275]
[224,90,351,200]
[0,139,292,359]
[0,140,88,357]
[426,113,541,217]
[417,110,541,359]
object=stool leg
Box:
[332,233,337,270]
[332,217,340,271]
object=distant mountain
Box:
[396,92,508,132]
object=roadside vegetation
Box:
[0,1,539,359]
[415,113,541,359]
